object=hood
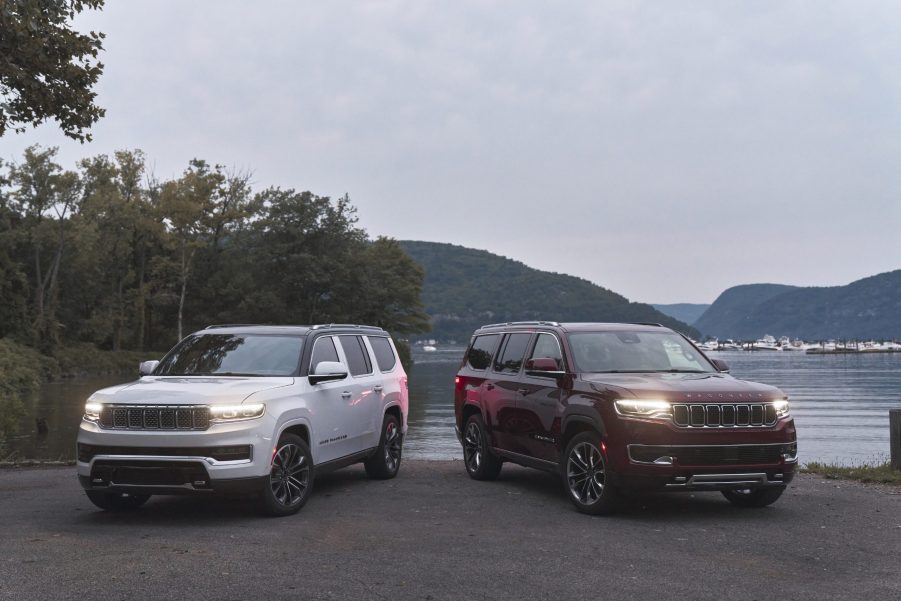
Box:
[581,372,783,403]
[89,376,294,405]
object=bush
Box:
[0,339,58,441]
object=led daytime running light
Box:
[209,403,265,421]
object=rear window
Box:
[339,336,372,376]
[467,334,499,370]
[494,333,532,373]
[368,336,397,371]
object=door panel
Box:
[307,336,360,463]
[515,333,566,462]
[485,333,533,453]
[337,335,381,453]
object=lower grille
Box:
[90,460,210,487]
[77,444,252,463]
[629,443,795,466]
[672,403,777,428]
[99,405,210,430]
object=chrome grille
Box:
[99,405,210,430]
[672,403,777,428]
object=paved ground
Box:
[1,461,900,601]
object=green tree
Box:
[7,146,81,351]
[0,0,106,141]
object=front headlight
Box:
[209,403,265,422]
[84,401,103,422]
[772,399,790,418]
[614,399,671,419]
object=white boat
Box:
[753,335,780,351]
[422,345,437,352]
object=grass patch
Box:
[802,461,901,484]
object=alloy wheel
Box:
[270,442,310,507]
[567,442,605,505]
[384,420,402,472]
[463,421,482,472]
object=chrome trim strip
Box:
[86,454,252,468]
[627,442,796,465]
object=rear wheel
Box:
[462,414,502,481]
[364,413,403,479]
[258,433,313,516]
[85,490,150,511]
[562,432,620,515]
[722,487,785,507]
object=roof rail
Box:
[628,322,663,327]
[479,321,561,329]
[310,323,387,332]
[204,324,261,329]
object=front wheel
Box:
[85,490,151,511]
[562,432,620,515]
[722,487,785,507]
[258,433,314,516]
[364,413,403,479]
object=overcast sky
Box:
[2,1,900,303]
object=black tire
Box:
[258,433,314,517]
[364,413,403,479]
[85,490,151,511]
[722,487,785,508]
[461,414,502,481]
[562,432,620,515]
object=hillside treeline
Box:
[0,145,430,357]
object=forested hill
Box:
[694,272,901,339]
[693,284,798,337]
[652,303,710,325]
[398,240,699,342]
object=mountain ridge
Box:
[694,272,901,339]
[398,240,699,342]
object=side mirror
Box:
[309,361,349,384]
[525,357,566,379]
[711,358,730,373]
[139,360,160,376]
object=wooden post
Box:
[891,410,901,471]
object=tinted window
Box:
[310,336,340,371]
[368,336,397,371]
[339,336,372,376]
[156,334,303,376]
[494,333,531,373]
[529,333,564,370]
[467,334,499,370]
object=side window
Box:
[339,336,372,376]
[310,336,340,371]
[494,333,532,373]
[368,336,397,372]
[529,333,564,370]
[466,334,499,370]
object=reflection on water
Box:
[5,349,901,465]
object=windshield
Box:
[567,331,715,373]
[155,334,304,376]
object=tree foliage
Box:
[0,0,106,141]
[0,146,430,356]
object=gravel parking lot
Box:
[1,461,900,601]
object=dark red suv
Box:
[454,321,797,514]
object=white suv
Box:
[76,324,408,516]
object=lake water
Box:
[5,349,901,466]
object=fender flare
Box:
[561,407,607,439]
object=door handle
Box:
[373,385,384,393]
[517,388,528,396]
[341,391,352,399]
[485,383,495,390]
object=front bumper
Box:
[76,416,276,494]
